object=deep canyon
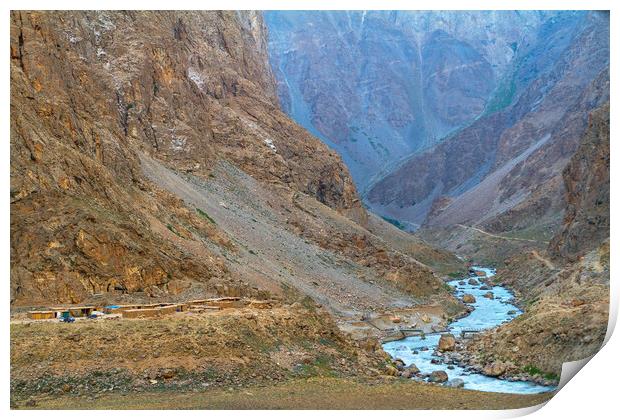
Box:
[10,10,609,409]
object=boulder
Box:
[385,365,399,377]
[468,278,479,285]
[483,361,507,377]
[507,310,517,315]
[394,359,406,370]
[421,314,432,323]
[428,370,449,383]
[160,368,176,379]
[401,364,420,378]
[360,338,379,352]
[483,292,494,299]
[458,281,466,285]
[438,333,456,352]
[445,378,465,388]
[462,294,476,304]
[571,298,586,307]
[475,270,487,277]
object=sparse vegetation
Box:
[485,73,517,114]
[381,216,406,231]
[196,207,216,224]
[442,283,454,293]
[522,365,559,381]
[166,223,181,236]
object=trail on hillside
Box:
[456,224,548,244]
[530,250,556,270]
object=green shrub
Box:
[166,224,181,236]
[381,216,406,230]
[196,208,216,224]
[522,365,559,381]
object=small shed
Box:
[68,306,95,317]
[158,305,178,315]
[121,308,160,319]
[50,307,71,319]
[27,311,56,320]
[206,297,242,309]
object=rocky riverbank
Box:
[378,331,557,390]
[383,267,556,393]
[437,336,559,388]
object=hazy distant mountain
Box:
[366,11,609,235]
[265,10,564,190]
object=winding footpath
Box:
[456,224,548,244]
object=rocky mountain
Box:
[10,11,460,319]
[265,10,564,190]
[366,11,609,237]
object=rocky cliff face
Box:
[11,11,455,312]
[266,11,561,190]
[549,103,610,261]
[367,11,609,238]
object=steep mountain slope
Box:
[265,11,560,190]
[367,11,609,239]
[10,11,459,319]
[10,12,471,406]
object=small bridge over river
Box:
[381,327,452,343]
[460,328,484,338]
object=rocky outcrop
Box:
[483,361,508,377]
[549,103,610,261]
[401,364,420,378]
